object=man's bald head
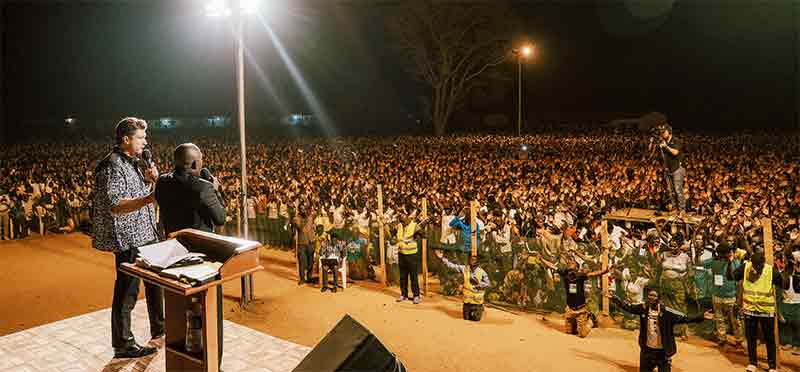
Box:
[173,143,203,174]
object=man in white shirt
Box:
[266,198,279,245]
[440,213,457,246]
[19,195,34,236]
[492,219,513,267]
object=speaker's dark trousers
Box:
[112,246,165,349]
[399,252,420,298]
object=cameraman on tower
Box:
[646,113,685,215]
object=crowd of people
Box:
[0,142,101,239]
[2,128,800,365]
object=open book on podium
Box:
[119,229,263,372]
[120,229,263,296]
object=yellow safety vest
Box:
[463,267,486,305]
[397,222,418,255]
[742,262,775,315]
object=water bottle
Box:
[185,297,203,354]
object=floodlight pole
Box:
[234,1,254,306]
[517,57,523,137]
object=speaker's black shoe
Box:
[114,344,157,359]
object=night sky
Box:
[2,0,798,136]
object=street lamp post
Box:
[207,0,255,305]
[517,56,522,136]
[234,1,254,306]
[513,45,533,136]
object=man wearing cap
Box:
[653,119,686,215]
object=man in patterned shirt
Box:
[92,117,164,359]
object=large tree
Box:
[390,0,515,136]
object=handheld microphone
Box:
[200,168,214,183]
[201,168,224,201]
[141,149,153,168]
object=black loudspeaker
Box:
[292,315,406,372]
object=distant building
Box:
[281,114,314,127]
[144,115,231,129]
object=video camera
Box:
[640,111,670,141]
[649,123,671,142]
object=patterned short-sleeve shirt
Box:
[91,148,159,252]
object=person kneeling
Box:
[435,250,490,321]
[539,254,609,338]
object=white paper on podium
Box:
[136,239,205,270]
[160,261,222,281]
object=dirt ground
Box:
[2,233,799,372]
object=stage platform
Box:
[0,301,310,372]
[603,208,705,225]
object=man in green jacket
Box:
[702,243,743,347]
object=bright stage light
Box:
[521,45,533,58]
[205,0,230,17]
[241,0,259,15]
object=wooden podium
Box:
[120,229,263,372]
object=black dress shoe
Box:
[321,287,328,293]
[114,344,157,359]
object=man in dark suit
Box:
[155,143,226,368]
[156,143,226,234]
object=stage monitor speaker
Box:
[292,314,406,372]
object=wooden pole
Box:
[236,207,241,237]
[763,217,780,368]
[470,200,478,257]
[378,185,386,286]
[422,198,428,296]
[295,230,299,281]
[365,213,371,268]
[600,219,610,315]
